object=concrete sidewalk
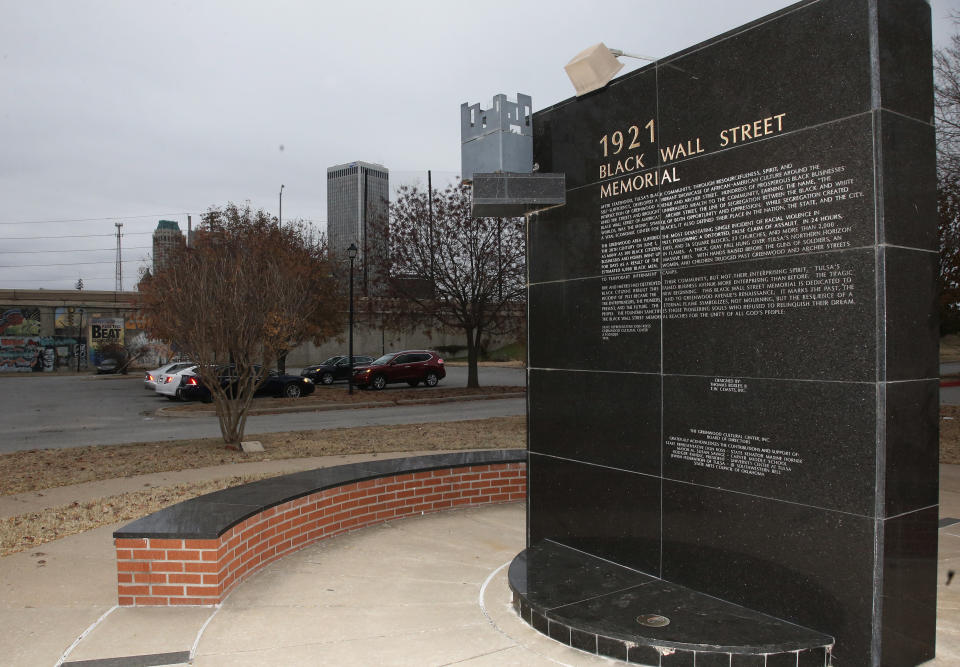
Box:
[1,459,958,666]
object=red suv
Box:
[352,350,446,390]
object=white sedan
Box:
[144,362,193,390]
[155,365,197,401]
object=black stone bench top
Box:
[114,449,526,540]
[509,540,834,657]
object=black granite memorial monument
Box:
[512,0,938,664]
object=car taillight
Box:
[147,374,154,381]
[186,377,198,386]
[164,376,173,383]
[437,358,444,365]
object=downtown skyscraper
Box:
[326,161,389,295]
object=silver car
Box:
[155,365,198,400]
[144,362,193,390]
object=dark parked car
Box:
[181,366,315,402]
[301,355,375,385]
[96,358,120,374]
[352,350,445,390]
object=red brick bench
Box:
[113,450,526,606]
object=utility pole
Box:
[114,222,123,292]
[279,184,284,228]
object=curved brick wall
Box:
[114,451,526,606]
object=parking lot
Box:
[0,365,526,454]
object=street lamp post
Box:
[279,184,284,227]
[75,309,85,372]
[347,243,358,395]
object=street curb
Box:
[155,392,527,418]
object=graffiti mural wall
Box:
[54,307,85,337]
[0,336,76,372]
[125,330,173,368]
[0,307,41,335]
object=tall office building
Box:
[327,161,389,294]
[152,219,184,274]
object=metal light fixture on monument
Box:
[564,43,655,97]
[460,93,564,218]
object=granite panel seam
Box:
[884,503,939,522]
[529,244,887,286]
[530,453,663,481]
[527,367,662,376]
[875,106,935,128]
[543,538,658,577]
[662,476,884,520]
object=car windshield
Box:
[370,354,395,366]
[320,356,344,366]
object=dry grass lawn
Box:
[942,334,960,363]
[0,416,526,496]
[1,475,273,557]
[941,406,960,464]
[0,415,525,556]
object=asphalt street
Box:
[0,366,526,453]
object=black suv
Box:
[301,355,375,385]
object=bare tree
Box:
[937,18,960,333]
[936,19,960,178]
[389,181,524,387]
[139,203,344,444]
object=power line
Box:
[0,231,154,240]
[0,213,191,225]
[0,277,117,283]
[0,259,147,269]
[0,246,151,255]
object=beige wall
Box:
[0,290,520,369]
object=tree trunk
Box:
[215,398,247,445]
[465,327,480,388]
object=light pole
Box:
[347,243,358,395]
[278,184,284,227]
[75,309,85,372]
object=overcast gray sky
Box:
[1,0,957,291]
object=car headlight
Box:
[303,378,313,384]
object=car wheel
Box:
[320,372,334,385]
[284,383,303,398]
[371,374,387,390]
[407,380,419,387]
[424,372,439,387]
[176,388,188,401]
